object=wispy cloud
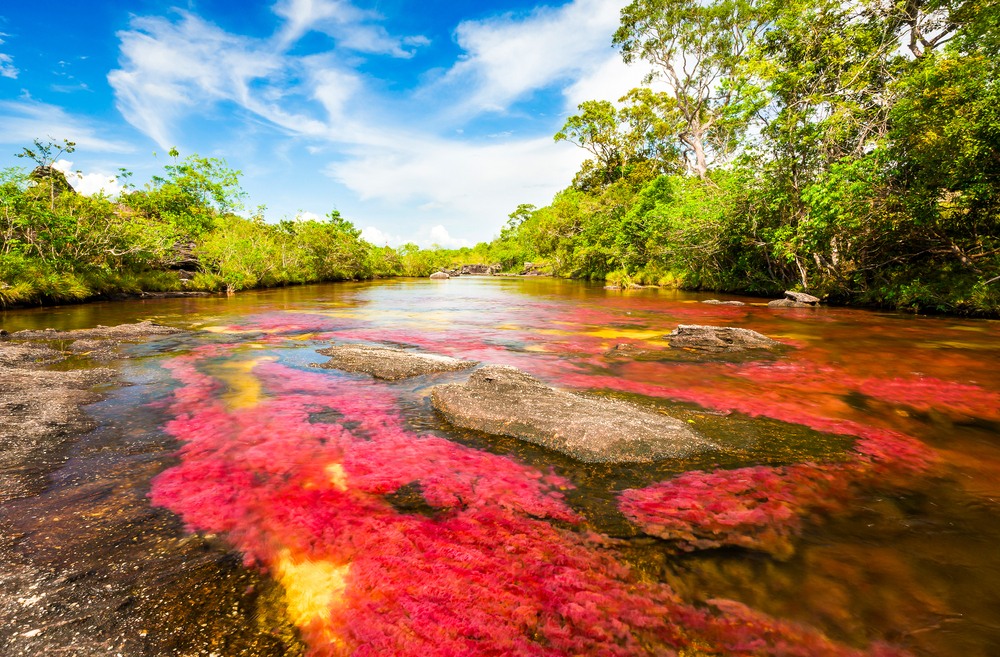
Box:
[436,0,630,114]
[326,134,582,229]
[272,0,429,57]
[105,0,641,243]
[0,99,133,153]
[0,32,18,79]
[108,12,288,148]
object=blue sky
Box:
[0,0,647,247]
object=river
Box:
[1,277,998,656]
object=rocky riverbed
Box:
[0,322,305,657]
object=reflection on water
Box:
[2,278,999,656]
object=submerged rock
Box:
[768,298,814,308]
[430,365,715,463]
[10,321,183,361]
[665,325,781,353]
[11,320,181,341]
[429,271,450,280]
[313,343,477,380]
[702,299,747,306]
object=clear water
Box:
[2,278,998,656]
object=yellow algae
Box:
[205,356,277,410]
[276,550,351,648]
[201,325,251,334]
[585,328,663,341]
[326,463,348,491]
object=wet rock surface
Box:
[429,271,450,279]
[8,320,184,362]
[430,365,716,463]
[768,298,815,308]
[313,343,478,380]
[11,319,182,341]
[702,299,747,306]
[0,321,304,657]
[665,325,781,353]
[0,365,114,503]
[769,291,821,308]
[784,290,821,304]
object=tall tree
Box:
[614,0,767,178]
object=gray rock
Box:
[429,271,450,280]
[430,365,715,463]
[11,320,181,341]
[768,298,814,308]
[665,325,781,353]
[702,299,747,306]
[314,343,477,380]
[784,290,821,304]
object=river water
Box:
[2,277,999,656]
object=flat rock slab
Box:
[314,344,477,380]
[701,299,747,306]
[768,298,814,308]
[666,325,781,353]
[430,365,715,463]
[11,320,182,341]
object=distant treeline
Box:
[472,0,1000,315]
[0,143,469,307]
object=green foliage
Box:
[476,0,999,315]
[0,143,406,307]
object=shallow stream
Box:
[2,278,999,656]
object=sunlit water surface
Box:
[2,278,999,656]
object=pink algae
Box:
[150,346,911,657]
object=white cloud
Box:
[0,53,16,79]
[52,159,123,197]
[272,0,428,58]
[108,12,288,149]
[0,33,17,79]
[438,0,627,114]
[326,135,583,235]
[104,1,638,244]
[561,52,650,109]
[360,225,403,246]
[295,211,323,221]
[0,100,133,153]
[424,225,470,249]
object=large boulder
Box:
[313,344,477,380]
[430,365,715,463]
[784,290,821,304]
[429,271,450,280]
[665,325,781,353]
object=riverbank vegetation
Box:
[0,145,459,307]
[2,1,998,315]
[474,0,1000,315]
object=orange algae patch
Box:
[326,463,348,491]
[206,355,277,410]
[276,550,351,651]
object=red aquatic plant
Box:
[151,349,913,657]
[618,422,933,559]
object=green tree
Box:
[614,0,767,178]
[15,138,76,210]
